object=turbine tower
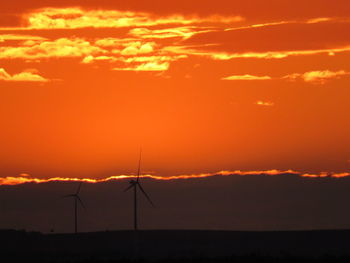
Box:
[63,182,85,234]
[124,149,155,231]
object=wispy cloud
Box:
[0,34,47,42]
[0,38,104,60]
[129,26,215,40]
[306,17,333,24]
[256,101,274,107]
[221,70,349,83]
[119,41,155,56]
[20,7,243,30]
[1,7,349,76]
[0,68,49,82]
[225,17,335,32]
[222,74,272,80]
[284,70,350,83]
[165,45,350,60]
[113,61,170,71]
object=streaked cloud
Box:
[0,38,104,60]
[225,17,335,32]
[0,7,349,77]
[1,170,349,186]
[222,70,349,84]
[0,68,49,82]
[22,7,243,30]
[284,70,349,83]
[0,34,47,42]
[121,55,187,63]
[94,38,136,48]
[82,55,117,64]
[164,45,350,60]
[129,26,215,40]
[222,70,350,84]
[222,74,272,80]
[113,61,170,71]
[225,20,295,32]
[306,17,332,24]
[119,41,155,56]
[256,101,274,107]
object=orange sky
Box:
[0,0,349,180]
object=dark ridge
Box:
[1,229,350,262]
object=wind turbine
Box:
[124,150,155,231]
[63,182,86,234]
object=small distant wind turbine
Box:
[124,149,155,231]
[63,182,86,234]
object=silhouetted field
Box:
[1,229,350,262]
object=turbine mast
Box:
[134,148,142,231]
[124,149,154,231]
[75,196,78,234]
[134,183,137,231]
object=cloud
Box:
[284,70,349,83]
[225,17,335,32]
[22,7,244,30]
[0,34,184,72]
[221,70,349,84]
[256,101,274,107]
[121,55,187,63]
[82,54,185,72]
[179,16,350,59]
[306,17,332,24]
[129,26,215,40]
[94,38,137,48]
[225,20,295,32]
[301,70,349,83]
[0,38,104,60]
[1,7,349,77]
[0,68,49,82]
[119,42,155,56]
[82,55,117,64]
[113,61,170,71]
[1,169,349,185]
[222,74,272,80]
[0,34,47,42]
[163,44,350,61]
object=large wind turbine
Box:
[63,182,86,234]
[124,150,155,231]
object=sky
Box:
[0,0,349,183]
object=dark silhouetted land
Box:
[1,229,350,262]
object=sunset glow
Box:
[0,0,349,181]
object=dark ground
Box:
[1,229,350,262]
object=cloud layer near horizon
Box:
[2,171,350,233]
[1,170,349,186]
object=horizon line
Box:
[1,169,349,186]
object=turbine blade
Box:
[136,148,142,182]
[124,184,134,192]
[138,183,155,207]
[76,182,83,194]
[77,195,86,209]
